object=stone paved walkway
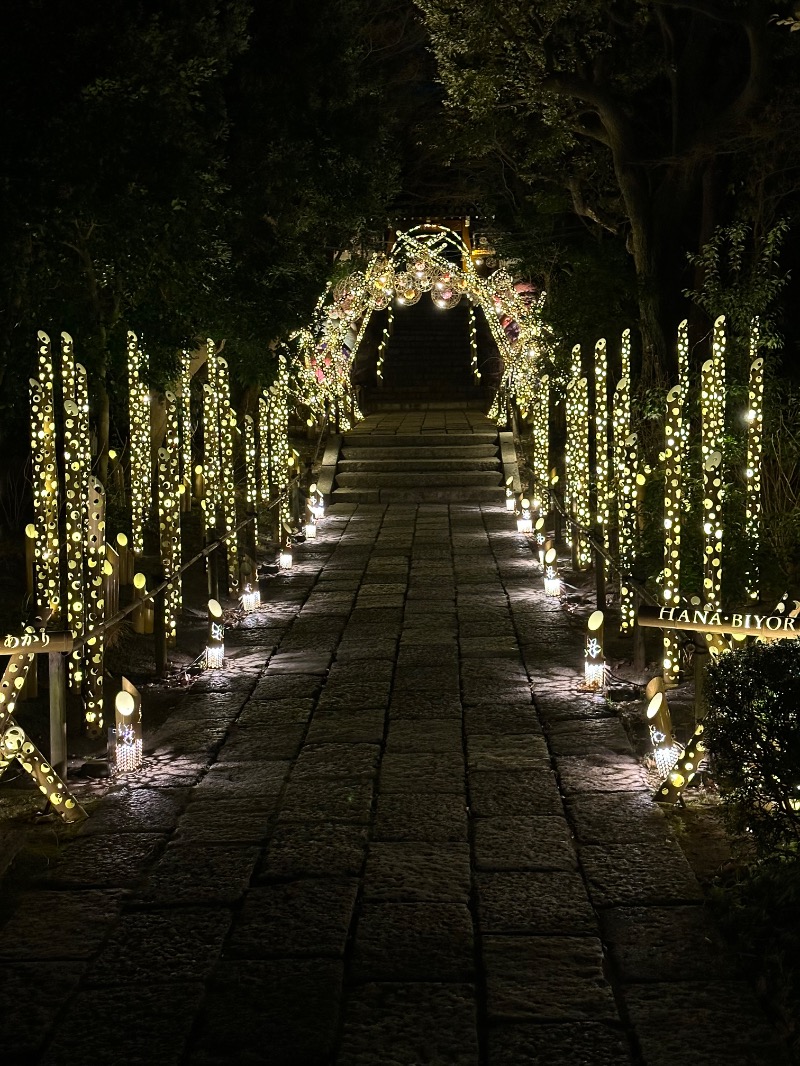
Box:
[0,503,789,1066]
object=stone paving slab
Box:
[0,498,788,1065]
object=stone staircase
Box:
[329,411,505,504]
[360,298,495,412]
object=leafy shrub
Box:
[705,639,800,857]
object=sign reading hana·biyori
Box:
[638,605,799,641]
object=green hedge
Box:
[705,639,800,858]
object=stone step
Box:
[342,433,498,448]
[336,470,502,488]
[342,444,498,460]
[332,485,505,504]
[338,457,501,473]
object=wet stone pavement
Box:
[0,503,789,1066]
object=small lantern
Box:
[241,584,260,614]
[206,598,225,668]
[534,517,546,563]
[279,545,293,569]
[304,515,317,540]
[584,610,606,690]
[645,678,680,779]
[112,679,143,775]
[517,498,532,534]
[308,482,325,521]
[543,547,560,597]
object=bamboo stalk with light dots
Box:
[216,356,239,592]
[202,339,222,541]
[701,316,726,612]
[531,374,549,513]
[158,391,182,642]
[745,321,764,601]
[594,338,610,556]
[62,334,87,691]
[83,476,106,737]
[258,394,271,542]
[566,358,592,570]
[662,384,684,684]
[618,432,641,633]
[180,350,193,510]
[127,332,151,557]
[30,333,61,617]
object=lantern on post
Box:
[112,678,143,775]
[543,547,560,597]
[583,610,605,690]
[206,599,225,668]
